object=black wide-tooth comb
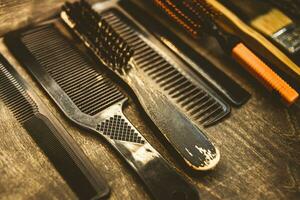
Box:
[0,54,110,200]
[4,24,200,200]
[60,0,222,171]
[62,0,230,127]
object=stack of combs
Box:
[1,0,300,199]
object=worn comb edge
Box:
[0,54,110,199]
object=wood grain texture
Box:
[0,1,299,200]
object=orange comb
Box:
[232,43,299,105]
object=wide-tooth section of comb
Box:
[21,25,126,116]
[0,63,38,123]
[100,11,229,126]
[62,1,133,72]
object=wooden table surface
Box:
[0,0,299,200]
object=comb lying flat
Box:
[59,0,221,171]
[0,54,110,200]
[100,10,230,126]
[5,24,200,200]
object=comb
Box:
[154,0,299,105]
[63,0,230,127]
[4,24,200,200]
[60,0,222,170]
[120,0,251,107]
[0,54,110,200]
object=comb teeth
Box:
[21,25,126,116]
[0,62,38,124]
[62,0,134,73]
[101,11,229,126]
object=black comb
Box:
[62,0,230,127]
[0,54,110,200]
[100,11,230,125]
[5,24,200,200]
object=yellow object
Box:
[232,43,299,105]
[207,0,300,84]
[250,9,292,36]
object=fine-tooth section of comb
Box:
[21,25,126,116]
[61,1,229,126]
[58,0,221,172]
[0,55,110,200]
[5,23,200,199]
[0,62,38,124]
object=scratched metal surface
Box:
[0,0,299,200]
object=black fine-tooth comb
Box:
[0,54,110,200]
[60,0,222,171]
[4,24,200,200]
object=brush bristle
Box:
[250,9,292,36]
[153,0,222,37]
[62,0,134,73]
[0,62,38,124]
[153,0,200,36]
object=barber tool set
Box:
[0,0,299,199]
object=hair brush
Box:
[154,0,299,105]
[60,0,222,171]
